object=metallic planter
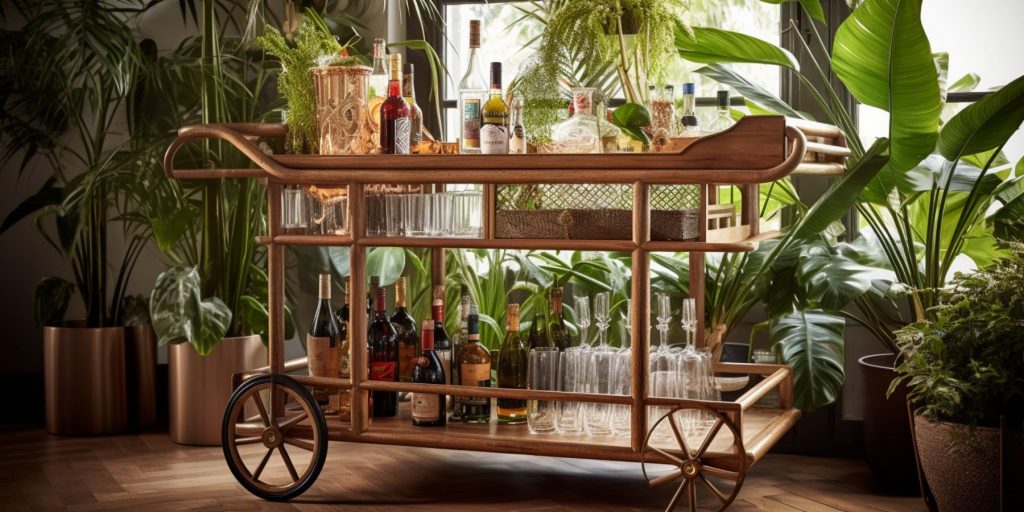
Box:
[126,325,158,431]
[311,64,375,155]
[169,335,266,446]
[44,325,128,435]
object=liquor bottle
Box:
[496,304,528,424]
[391,277,418,383]
[706,89,734,134]
[367,275,379,325]
[432,286,452,390]
[448,285,471,422]
[527,314,548,350]
[678,82,699,137]
[459,304,491,423]
[368,286,399,417]
[412,320,446,426]
[458,19,487,154]
[548,286,570,351]
[334,277,352,415]
[379,53,411,155]
[369,38,388,99]
[308,274,341,410]
[480,62,509,154]
[509,97,527,154]
[403,63,423,147]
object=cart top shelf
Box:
[163,116,849,186]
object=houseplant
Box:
[892,240,1024,510]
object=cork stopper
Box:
[506,303,520,332]
[469,20,481,48]
[395,276,407,307]
[373,37,385,59]
[318,274,331,299]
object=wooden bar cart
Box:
[163,115,849,511]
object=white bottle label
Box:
[481,124,509,154]
[395,117,411,155]
[412,393,441,421]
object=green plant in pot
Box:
[891,240,1024,510]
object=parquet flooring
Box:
[0,429,924,511]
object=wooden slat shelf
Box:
[256,234,354,246]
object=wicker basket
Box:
[495,184,700,241]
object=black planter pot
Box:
[859,353,919,495]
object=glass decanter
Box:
[551,87,602,153]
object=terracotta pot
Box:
[169,335,266,446]
[125,325,157,431]
[858,353,918,494]
[44,325,127,435]
[914,413,1024,510]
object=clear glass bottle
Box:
[369,38,388,99]
[403,63,423,148]
[480,62,509,154]
[496,304,528,424]
[551,87,602,153]
[706,89,735,134]
[458,20,487,154]
[678,82,700,137]
[509,97,527,154]
[596,101,623,153]
[650,85,675,148]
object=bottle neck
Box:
[421,328,434,352]
[462,48,482,82]
[388,78,402,99]
[432,303,444,322]
[374,290,387,315]
[403,74,416,100]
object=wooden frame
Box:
[167,115,849,509]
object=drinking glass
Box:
[282,185,310,234]
[430,192,454,236]
[314,195,348,235]
[527,347,560,434]
[403,193,431,237]
[451,190,483,238]
[574,296,591,348]
[365,193,385,236]
[585,293,612,435]
[556,347,585,434]
[649,369,681,441]
[680,298,697,346]
[610,298,633,437]
[384,194,404,236]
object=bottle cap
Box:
[682,83,695,94]
[421,320,434,351]
[395,276,407,307]
[373,38,385,58]
[405,63,414,75]
[319,274,331,299]
[717,89,730,108]
[388,53,402,80]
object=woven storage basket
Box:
[495,184,700,240]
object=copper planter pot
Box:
[169,335,266,446]
[44,325,128,435]
[126,325,157,431]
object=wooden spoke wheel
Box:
[222,374,327,501]
[641,406,747,512]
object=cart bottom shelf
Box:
[292,402,800,465]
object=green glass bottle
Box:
[496,304,527,424]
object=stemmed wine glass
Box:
[649,293,679,440]
[585,293,612,435]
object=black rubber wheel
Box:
[221,374,328,501]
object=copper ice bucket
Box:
[312,64,376,155]
[169,335,266,446]
[44,325,128,435]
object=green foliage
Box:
[611,102,653,144]
[770,309,845,410]
[150,266,233,356]
[892,241,1024,429]
[33,277,74,328]
[257,17,341,154]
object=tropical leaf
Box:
[195,297,231,356]
[150,266,203,347]
[796,243,893,310]
[832,0,941,175]
[675,23,798,69]
[696,64,806,119]
[937,74,1024,161]
[760,0,826,23]
[0,177,61,235]
[366,247,406,286]
[771,309,845,411]
[33,276,74,328]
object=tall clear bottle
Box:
[379,53,411,155]
[368,38,388,151]
[551,87,602,153]
[448,285,471,422]
[458,20,487,154]
[705,89,734,134]
[678,82,700,136]
[496,304,528,424]
[403,63,423,148]
[391,277,419,383]
[459,304,491,423]
[480,62,509,154]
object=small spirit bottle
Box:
[496,304,528,424]
[368,38,388,99]
[379,53,411,154]
[509,97,527,154]
[678,82,700,136]
[480,62,509,154]
[705,89,735,134]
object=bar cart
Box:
[163,115,849,511]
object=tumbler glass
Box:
[282,185,310,234]
[527,347,560,434]
[365,193,385,236]
[404,193,432,237]
[609,347,632,437]
[384,194,405,236]
[315,195,349,235]
[649,369,681,441]
[557,347,585,434]
[431,192,454,236]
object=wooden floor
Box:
[0,428,924,511]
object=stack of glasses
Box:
[525,292,719,441]
[365,189,483,238]
[282,185,349,235]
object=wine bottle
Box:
[334,277,352,414]
[380,53,411,155]
[480,62,509,154]
[548,286,570,351]
[459,304,491,423]
[458,19,487,154]
[432,286,452,393]
[497,304,528,424]
[367,275,379,324]
[391,277,418,383]
[412,320,446,426]
[308,274,341,410]
[403,63,423,147]
[509,97,527,154]
[368,286,399,417]
[448,285,471,422]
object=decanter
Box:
[551,87,602,153]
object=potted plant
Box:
[892,241,1024,510]
[0,1,158,435]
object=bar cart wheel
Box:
[641,406,747,512]
[221,374,327,501]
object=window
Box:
[438,1,782,141]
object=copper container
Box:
[44,325,127,435]
[126,325,157,431]
[169,335,266,446]
[311,64,376,155]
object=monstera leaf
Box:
[771,309,845,411]
[150,266,232,356]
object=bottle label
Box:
[481,124,508,154]
[371,361,397,381]
[412,393,441,421]
[462,99,481,148]
[307,335,339,378]
[461,362,491,405]
[394,117,411,154]
[338,338,351,378]
[399,343,417,382]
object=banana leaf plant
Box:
[672,0,1024,409]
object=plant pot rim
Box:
[43,322,127,333]
[168,334,264,354]
[858,352,898,370]
[914,411,1011,434]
